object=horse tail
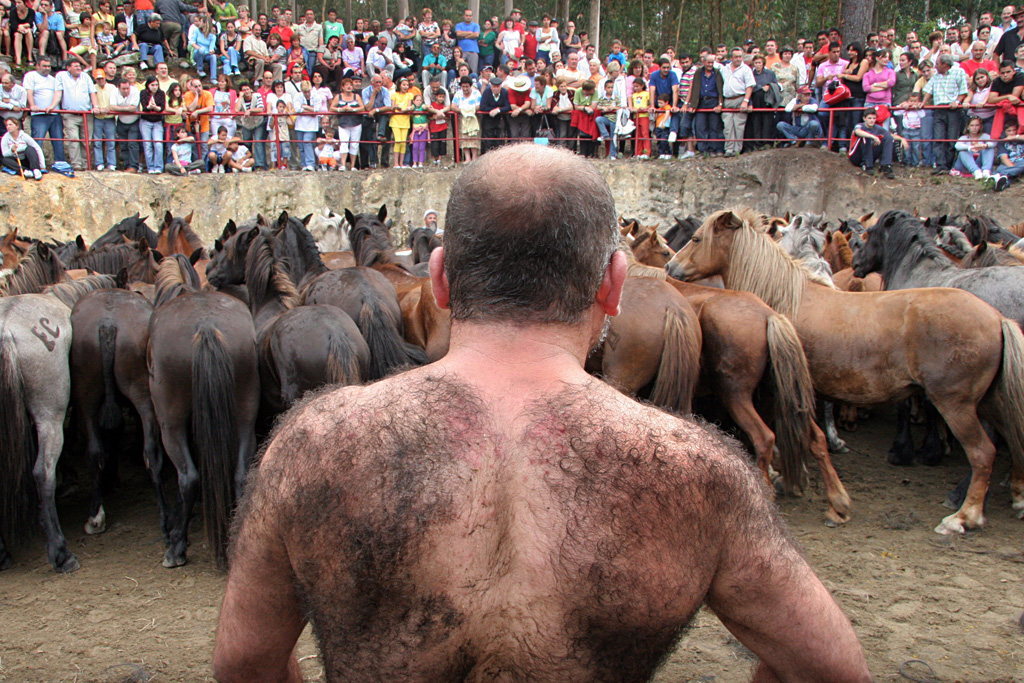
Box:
[0,335,35,548]
[358,301,428,380]
[324,329,363,386]
[765,314,815,495]
[996,319,1024,499]
[191,323,238,569]
[649,308,701,415]
[97,323,123,431]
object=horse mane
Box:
[935,225,972,259]
[707,207,810,318]
[245,232,300,312]
[160,217,206,258]
[876,210,955,284]
[408,228,442,265]
[621,234,669,280]
[831,231,854,269]
[43,274,119,308]
[275,215,328,284]
[350,217,412,271]
[0,243,68,296]
[1009,244,1024,264]
[961,242,1024,269]
[69,242,135,274]
[154,254,201,307]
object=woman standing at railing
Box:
[839,43,869,150]
[967,68,995,134]
[953,25,974,63]
[139,74,166,173]
[164,81,184,156]
[863,48,895,128]
[209,72,236,138]
[912,59,936,168]
[450,75,480,162]
[329,77,363,171]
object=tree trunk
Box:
[397,0,408,20]
[469,0,480,26]
[840,0,873,47]
[674,0,686,51]
[589,0,600,55]
[559,0,570,26]
[504,0,513,20]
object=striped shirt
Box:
[922,67,968,104]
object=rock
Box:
[2,149,1018,247]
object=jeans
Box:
[303,47,315,78]
[931,107,962,170]
[197,130,210,161]
[595,115,617,156]
[93,117,116,167]
[816,102,846,150]
[140,119,164,171]
[995,157,1024,182]
[220,47,240,73]
[845,97,865,144]
[849,130,894,169]
[920,111,935,167]
[193,48,216,78]
[776,118,822,142]
[953,148,995,173]
[296,129,316,168]
[135,9,153,26]
[116,119,141,170]
[140,42,165,64]
[902,127,921,166]
[240,124,267,168]
[694,109,724,154]
[30,113,65,162]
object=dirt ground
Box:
[1,405,1022,683]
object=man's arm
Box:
[213,437,306,683]
[701,446,871,683]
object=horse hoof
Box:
[0,552,13,571]
[84,507,107,535]
[162,552,187,568]
[56,553,81,574]
[1012,500,1024,520]
[887,449,914,466]
[830,441,849,454]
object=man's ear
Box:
[429,246,450,310]
[596,250,628,317]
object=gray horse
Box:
[855,211,1024,329]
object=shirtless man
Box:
[213,144,871,683]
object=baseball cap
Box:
[94,68,106,78]
[797,85,811,94]
[489,76,503,86]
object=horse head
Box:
[207,223,260,290]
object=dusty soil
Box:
[1,405,1022,683]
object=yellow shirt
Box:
[390,90,416,129]
[631,90,650,118]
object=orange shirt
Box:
[184,89,215,133]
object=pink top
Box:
[863,67,895,105]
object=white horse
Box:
[309,207,349,253]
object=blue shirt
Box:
[36,11,66,31]
[699,69,718,99]
[607,50,627,68]
[361,84,391,109]
[648,69,678,99]
[455,21,480,54]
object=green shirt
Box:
[573,89,598,107]
[412,105,429,125]
[479,29,496,56]
[210,2,237,21]
[323,20,345,42]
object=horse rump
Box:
[358,300,429,380]
[191,324,240,568]
[765,314,815,495]
[0,336,37,552]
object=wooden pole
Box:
[589,0,600,55]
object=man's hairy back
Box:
[231,368,792,683]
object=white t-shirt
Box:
[110,87,140,123]
[23,71,58,110]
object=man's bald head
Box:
[443,144,619,325]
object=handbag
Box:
[823,80,851,105]
[534,115,555,145]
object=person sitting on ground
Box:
[993,118,1024,191]
[952,114,997,179]
[206,124,238,171]
[223,135,254,171]
[167,125,203,174]
[1,117,46,180]
[848,106,901,177]
[213,142,872,683]
[315,122,340,170]
[777,84,822,145]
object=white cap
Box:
[424,209,438,220]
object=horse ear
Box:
[344,208,356,227]
[619,222,633,237]
[115,268,129,289]
[224,219,237,237]
[717,211,742,231]
[37,241,52,257]
[214,238,223,252]
[650,223,659,235]
[255,213,268,227]
[377,204,388,222]
[137,239,150,254]
[385,218,393,231]
[152,249,165,263]
[767,223,779,239]
[163,210,173,226]
[784,211,791,222]
[183,211,194,225]
[977,241,988,254]
[189,248,204,266]
[2,231,14,247]
[132,211,140,219]
[302,213,313,226]
[76,235,86,250]
[276,210,290,232]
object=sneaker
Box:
[217,165,225,173]
[882,164,894,179]
[678,150,695,160]
[973,169,984,180]
[139,62,148,70]
[658,154,670,159]
[231,167,240,173]
[838,146,848,154]
[32,169,42,180]
[981,169,991,179]
[863,165,875,176]
[597,135,606,142]
[995,175,1010,192]
[197,70,206,78]
[638,154,648,160]
[932,167,946,175]
[95,165,104,171]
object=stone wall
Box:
[1,148,1018,246]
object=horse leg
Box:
[820,400,848,453]
[931,401,996,534]
[1012,456,1024,520]
[887,399,916,466]
[807,422,854,526]
[160,426,199,568]
[82,413,109,535]
[0,532,12,571]
[723,395,776,489]
[916,399,945,466]
[135,397,173,542]
[31,417,79,573]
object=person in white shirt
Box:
[1,117,46,179]
[721,46,754,156]
[53,60,98,169]
[109,78,141,171]
[23,57,67,162]
[366,35,395,78]
[291,78,324,170]
[0,73,28,121]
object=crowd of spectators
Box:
[1,0,1023,188]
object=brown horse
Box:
[1,242,69,296]
[960,241,1024,269]
[625,236,844,517]
[148,255,259,568]
[667,208,1024,534]
[70,286,170,541]
[823,231,883,292]
[157,211,206,259]
[2,229,26,271]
